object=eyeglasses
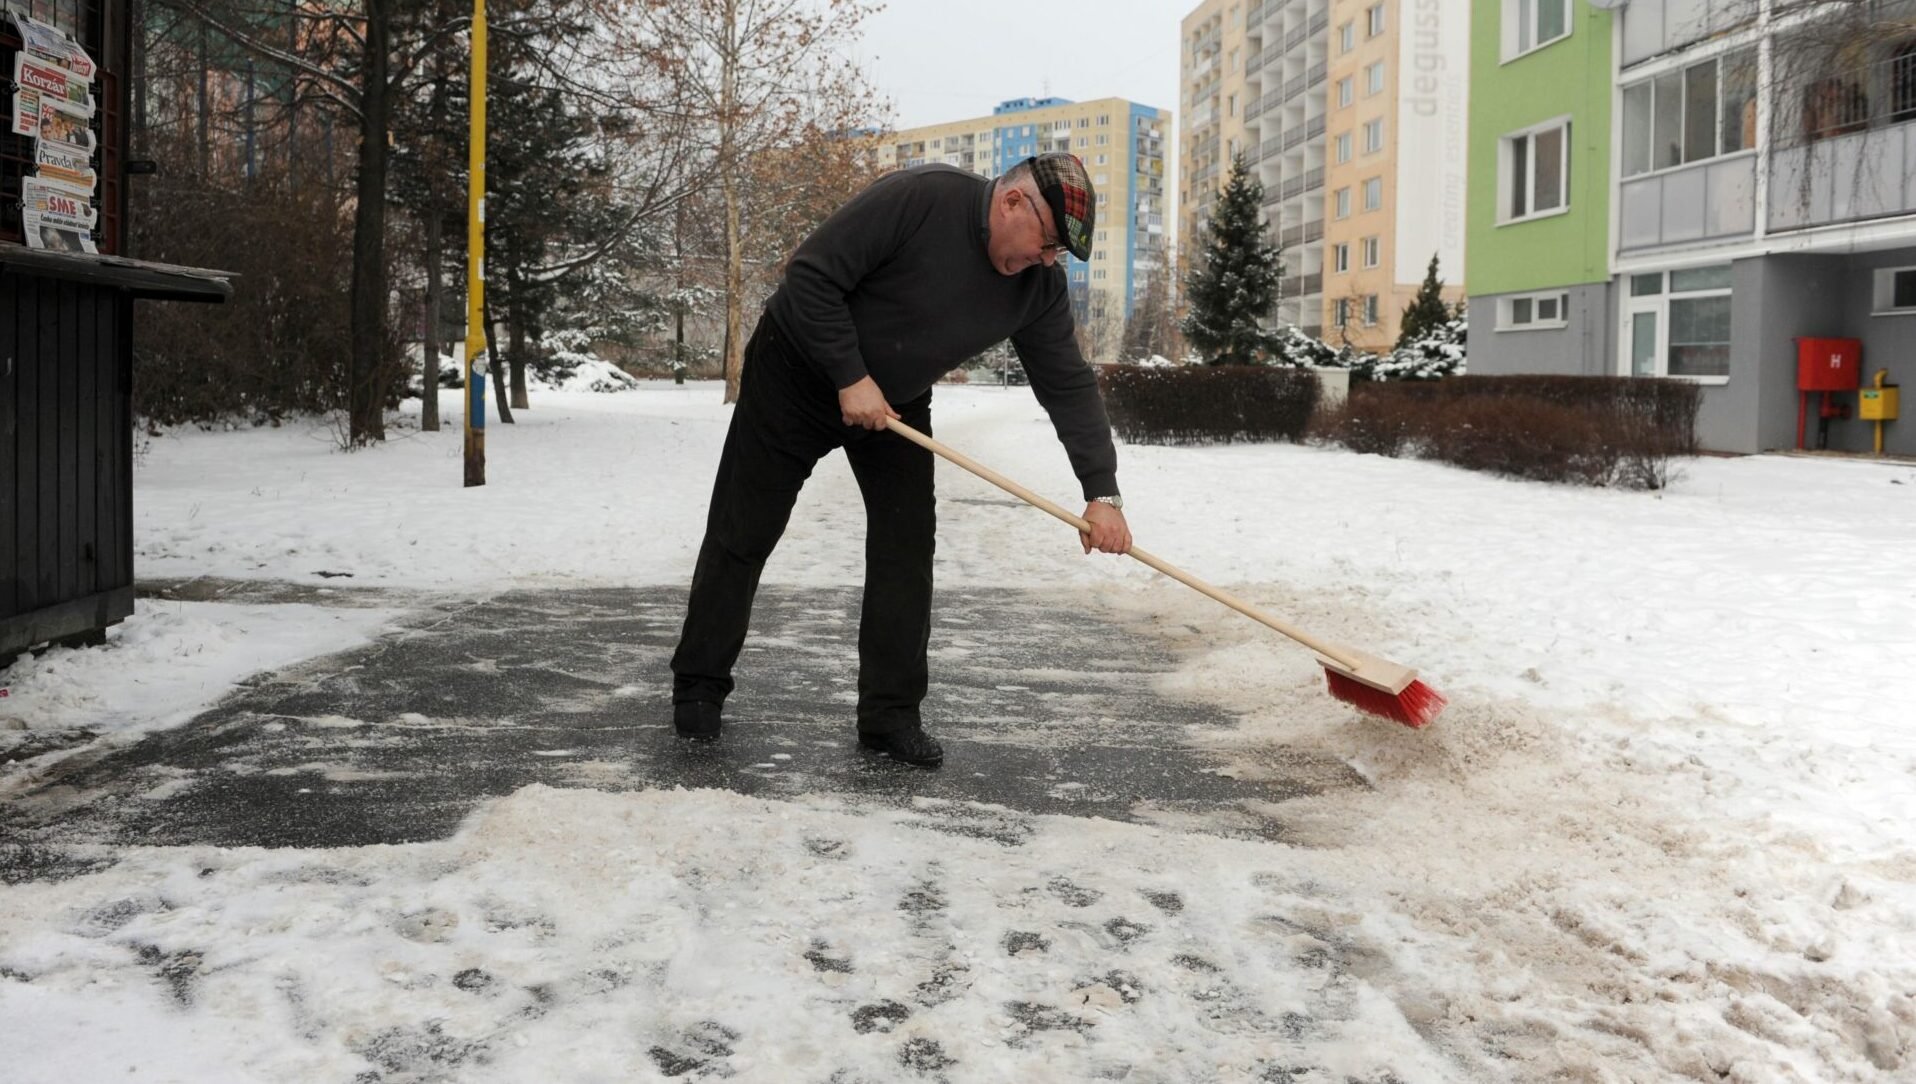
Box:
[1023,195,1071,259]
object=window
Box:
[1334,298,1350,327]
[1338,77,1354,108]
[1098,114,1110,126]
[1363,176,1383,210]
[1077,137,1088,149]
[1335,132,1353,163]
[1363,295,1380,325]
[1333,243,1350,272]
[1500,118,1569,222]
[1621,49,1755,177]
[1229,48,1239,72]
[1503,0,1569,61]
[1097,134,1109,145]
[1078,117,1090,128]
[1229,93,1238,117]
[1367,4,1386,36]
[1668,296,1731,376]
[1874,266,1916,313]
[1363,118,1384,153]
[1625,266,1733,379]
[1366,62,1386,95]
[1339,21,1355,52]
[1362,236,1380,267]
[1498,290,1571,330]
[1335,187,1352,217]
[1895,42,1916,123]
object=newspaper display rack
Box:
[7,9,98,253]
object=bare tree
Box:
[624,0,884,402]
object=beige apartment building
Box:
[1180,0,1467,350]
[878,97,1172,351]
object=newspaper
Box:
[23,176,97,254]
[9,34,95,135]
[12,11,96,80]
[37,95,94,149]
[35,133,95,189]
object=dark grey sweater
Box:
[767,165,1119,500]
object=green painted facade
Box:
[1466,1,1613,297]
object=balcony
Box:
[1281,219,1325,246]
[1281,272,1324,297]
[1767,53,1916,233]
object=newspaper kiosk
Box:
[1,0,230,665]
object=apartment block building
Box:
[1180,0,1467,349]
[1467,0,1916,456]
[877,97,1172,340]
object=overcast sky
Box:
[853,0,1186,131]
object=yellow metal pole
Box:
[463,0,488,487]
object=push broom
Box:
[885,418,1447,729]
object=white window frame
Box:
[1335,187,1352,218]
[1362,176,1383,211]
[1502,0,1571,63]
[1367,3,1386,37]
[1497,289,1572,331]
[1618,266,1733,384]
[1366,61,1385,95]
[1873,266,1916,316]
[1361,236,1380,268]
[1335,132,1353,163]
[1618,49,1758,180]
[1333,243,1350,273]
[1498,115,1571,225]
[1363,295,1380,325]
[1339,21,1355,52]
[1338,77,1354,108]
[1333,298,1350,328]
[1363,118,1384,153]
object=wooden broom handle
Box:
[883,418,1359,670]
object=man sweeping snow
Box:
[669,152,1131,768]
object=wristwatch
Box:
[1092,495,1124,510]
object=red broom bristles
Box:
[1323,670,1447,729]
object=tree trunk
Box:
[197,22,209,175]
[483,287,515,424]
[720,0,743,404]
[347,0,391,445]
[675,309,686,384]
[508,278,529,411]
[421,200,442,431]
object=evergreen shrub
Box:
[1100,366,1319,446]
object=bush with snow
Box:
[528,350,641,393]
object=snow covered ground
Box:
[3,382,1913,1081]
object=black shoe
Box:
[674,701,722,741]
[858,726,944,768]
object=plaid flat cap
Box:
[1026,153,1094,261]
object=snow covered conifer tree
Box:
[1397,253,1451,348]
[1181,155,1284,365]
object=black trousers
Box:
[670,315,935,734]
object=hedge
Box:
[1315,375,1701,489]
[1099,365,1319,445]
